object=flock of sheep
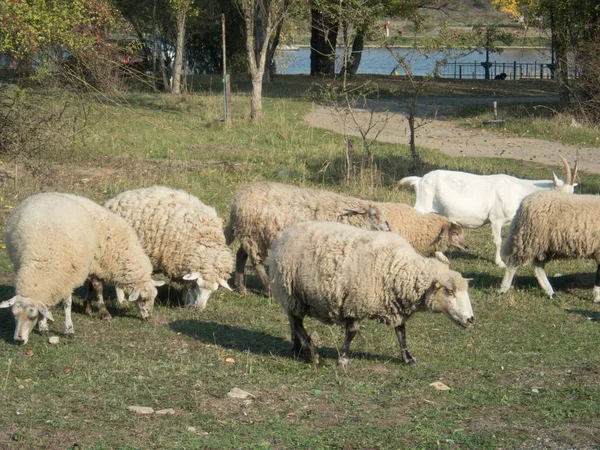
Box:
[0,154,595,366]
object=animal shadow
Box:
[169,320,402,364]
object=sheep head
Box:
[182,272,232,311]
[0,295,54,345]
[128,279,165,320]
[440,221,468,251]
[339,204,390,231]
[425,271,474,328]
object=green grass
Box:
[452,103,600,148]
[0,79,599,449]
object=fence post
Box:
[540,62,543,79]
[513,61,517,80]
[459,65,462,79]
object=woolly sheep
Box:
[381,202,468,263]
[270,221,475,365]
[500,190,600,302]
[225,181,390,295]
[0,193,161,344]
[0,194,97,344]
[54,193,164,322]
[104,186,233,310]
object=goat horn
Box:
[572,151,579,184]
[558,154,571,185]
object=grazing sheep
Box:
[398,155,578,268]
[225,181,390,294]
[54,193,163,322]
[382,202,468,263]
[270,221,474,365]
[0,194,97,344]
[104,186,233,310]
[500,191,600,302]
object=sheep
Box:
[398,155,578,268]
[103,186,233,310]
[270,221,474,365]
[225,181,390,295]
[381,202,468,263]
[500,190,600,302]
[0,193,161,344]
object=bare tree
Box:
[237,0,292,120]
[170,0,191,94]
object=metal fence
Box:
[440,61,555,80]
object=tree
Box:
[0,0,116,78]
[169,0,192,94]
[237,0,292,120]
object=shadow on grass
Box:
[567,309,600,323]
[169,319,404,364]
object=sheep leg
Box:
[533,259,555,298]
[288,314,318,364]
[63,295,75,338]
[434,251,449,264]
[491,220,506,268]
[90,278,111,322]
[84,279,94,316]
[234,247,248,294]
[594,264,600,303]
[254,263,271,296]
[499,258,518,293]
[338,320,360,367]
[394,320,416,365]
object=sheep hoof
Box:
[236,286,248,295]
[100,312,112,323]
[64,332,75,340]
[402,352,417,365]
[337,356,349,368]
[38,330,50,337]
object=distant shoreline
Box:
[283,45,550,51]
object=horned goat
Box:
[398,155,578,268]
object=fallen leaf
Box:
[48,336,59,345]
[24,349,33,356]
[429,381,451,391]
[225,358,235,364]
[127,406,154,415]
[24,378,31,383]
[466,343,473,348]
[155,408,175,415]
[64,368,71,374]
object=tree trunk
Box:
[555,34,570,107]
[266,6,287,80]
[171,5,188,95]
[339,31,364,76]
[251,73,264,120]
[310,9,338,76]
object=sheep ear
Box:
[340,208,366,217]
[183,272,201,281]
[38,306,54,322]
[218,279,233,291]
[153,280,166,287]
[0,297,16,308]
[464,278,474,282]
[128,288,140,302]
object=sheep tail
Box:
[397,176,421,189]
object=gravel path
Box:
[304,96,600,174]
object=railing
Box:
[440,61,555,80]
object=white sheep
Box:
[500,190,600,302]
[0,193,161,344]
[381,202,468,263]
[270,221,474,365]
[55,193,164,322]
[398,156,577,268]
[104,186,233,310]
[225,181,390,295]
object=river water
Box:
[276,47,552,77]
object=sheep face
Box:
[446,222,468,251]
[182,273,233,311]
[425,273,474,328]
[0,296,54,345]
[128,280,164,320]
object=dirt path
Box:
[304,96,600,174]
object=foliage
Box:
[0,0,116,61]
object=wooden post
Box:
[225,73,231,127]
[221,14,231,127]
[513,61,517,80]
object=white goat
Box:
[398,156,578,268]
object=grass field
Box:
[0,78,599,449]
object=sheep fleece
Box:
[502,191,600,264]
[5,194,99,306]
[271,221,457,326]
[225,181,388,265]
[104,186,233,282]
[382,202,455,256]
[56,193,154,290]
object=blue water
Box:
[276,47,552,76]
